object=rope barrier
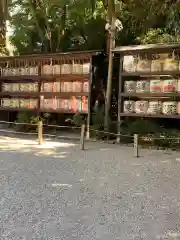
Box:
[1,119,180,144]
[0,120,37,126]
[43,133,80,139]
[44,124,81,129]
[139,136,180,141]
[89,127,134,138]
[0,129,37,135]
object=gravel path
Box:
[0,137,180,239]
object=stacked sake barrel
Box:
[1,98,38,109]
[1,67,38,76]
[2,83,38,92]
[41,62,91,75]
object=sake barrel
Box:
[177,80,180,92]
[12,99,19,108]
[163,79,177,93]
[151,60,162,72]
[2,98,11,107]
[30,67,38,75]
[29,99,38,109]
[61,64,71,74]
[2,83,12,92]
[44,98,50,109]
[147,101,162,114]
[83,81,89,92]
[123,55,136,72]
[150,80,162,93]
[53,65,61,75]
[20,99,30,108]
[162,101,177,115]
[137,60,150,72]
[12,68,20,76]
[163,58,178,71]
[2,68,13,76]
[124,100,135,113]
[72,63,83,74]
[42,65,53,75]
[177,102,180,115]
[83,63,90,74]
[82,96,88,113]
[52,82,60,92]
[12,83,19,92]
[136,80,150,93]
[124,81,136,92]
[135,101,149,113]
[20,67,29,75]
[72,81,82,92]
[41,82,53,92]
[61,99,70,111]
[61,82,72,92]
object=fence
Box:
[0,120,179,157]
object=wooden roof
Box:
[0,50,103,61]
[113,43,180,54]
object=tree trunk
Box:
[104,0,116,131]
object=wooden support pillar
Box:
[117,55,123,143]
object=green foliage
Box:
[15,111,43,132]
[127,119,158,135]
[140,29,180,44]
[72,113,85,127]
[153,129,180,149]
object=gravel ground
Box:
[0,137,180,239]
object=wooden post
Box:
[134,134,139,157]
[80,124,85,150]
[117,55,123,143]
[86,57,93,140]
[38,120,43,145]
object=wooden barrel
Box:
[136,80,150,93]
[53,65,61,75]
[163,79,177,93]
[124,100,135,113]
[61,81,72,92]
[150,80,162,93]
[72,64,83,74]
[147,101,162,114]
[135,101,149,113]
[124,81,136,92]
[177,102,180,115]
[137,60,150,72]
[29,67,38,75]
[162,101,177,115]
[164,58,178,71]
[42,65,53,75]
[123,56,136,72]
[83,82,89,92]
[151,60,162,72]
[72,81,82,92]
[83,63,90,74]
[61,64,72,74]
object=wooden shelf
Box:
[40,108,88,114]
[119,113,180,119]
[0,107,37,112]
[121,71,180,77]
[0,92,88,97]
[40,92,88,97]
[0,74,90,81]
[0,107,88,114]
[120,92,180,98]
[0,92,39,97]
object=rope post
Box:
[134,134,139,157]
[80,124,85,150]
[38,120,43,145]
